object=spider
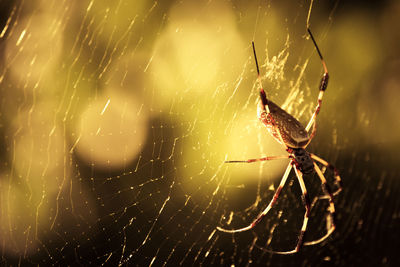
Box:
[217,28,342,254]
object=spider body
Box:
[257,99,314,174]
[257,99,310,148]
[217,28,342,255]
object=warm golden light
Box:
[4,13,63,85]
[222,112,289,182]
[10,104,65,195]
[0,0,398,265]
[150,0,246,109]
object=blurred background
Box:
[0,0,399,265]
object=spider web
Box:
[0,0,399,266]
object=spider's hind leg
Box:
[256,165,311,255]
[310,154,342,196]
[217,162,292,234]
[303,162,337,246]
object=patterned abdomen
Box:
[258,100,310,148]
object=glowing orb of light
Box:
[73,92,148,170]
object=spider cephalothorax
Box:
[217,28,342,254]
[291,148,314,174]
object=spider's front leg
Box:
[252,42,286,145]
[305,29,329,138]
[225,155,290,164]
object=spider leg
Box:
[304,120,317,147]
[305,28,329,134]
[256,166,311,255]
[225,155,291,163]
[303,162,337,246]
[310,154,342,196]
[252,42,286,145]
[217,162,292,233]
[293,167,311,251]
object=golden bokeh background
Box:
[0,0,399,265]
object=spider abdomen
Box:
[258,100,310,148]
